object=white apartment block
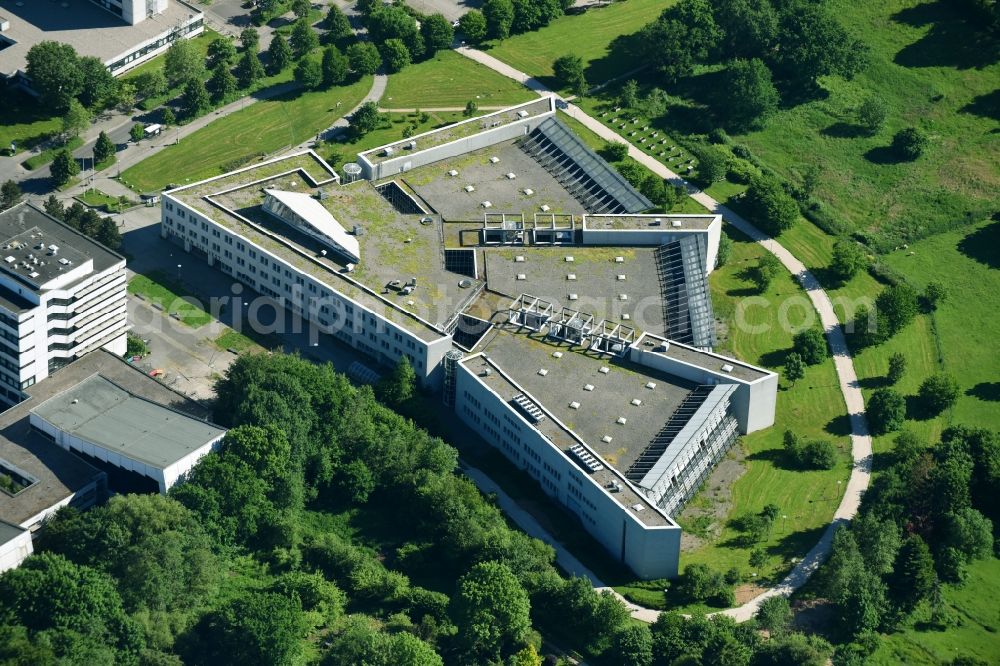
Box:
[0,204,128,407]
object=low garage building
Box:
[29,373,226,494]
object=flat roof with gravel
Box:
[583,214,720,231]
[401,140,586,222]
[484,246,667,335]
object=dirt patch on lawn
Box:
[677,442,749,553]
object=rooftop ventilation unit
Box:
[617,417,627,425]
[537,368,548,376]
[506,172,516,180]
[552,351,563,358]
[516,273,526,280]
[407,140,416,150]
[569,401,580,409]
[615,256,624,263]
[646,382,656,390]
[464,185,475,192]
[631,398,642,406]
[448,169,458,177]
[602,435,613,443]
[632,504,645,512]
[619,294,628,301]
[569,444,604,473]
[653,218,662,225]
[512,393,546,423]
[565,256,574,262]
[353,225,364,236]
[517,110,529,118]
[515,255,525,262]
[384,147,394,157]
[721,363,734,373]
[523,188,534,196]
[567,274,576,280]
[617,274,626,281]
[599,367,610,374]
[540,204,550,212]
[481,201,492,208]
[568,293,578,300]
[489,156,500,164]
[583,384,594,391]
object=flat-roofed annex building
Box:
[0,203,128,407]
[30,373,226,493]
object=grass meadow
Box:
[484,0,670,89]
[382,50,535,109]
[120,75,372,192]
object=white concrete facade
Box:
[0,206,128,407]
[580,214,723,272]
[0,524,32,573]
[28,411,225,494]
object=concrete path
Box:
[455,47,873,623]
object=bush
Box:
[696,145,729,184]
[750,253,782,293]
[743,174,798,236]
[858,96,888,135]
[726,158,759,184]
[891,127,927,160]
[917,373,960,415]
[602,141,629,162]
[792,328,828,365]
[707,127,729,144]
[674,564,733,607]
[830,238,867,283]
[125,333,148,358]
[868,388,906,435]
[799,439,838,470]
[731,143,754,161]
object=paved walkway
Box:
[455,46,873,623]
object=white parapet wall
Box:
[357,98,556,181]
[0,525,32,573]
[581,214,723,272]
[629,332,779,435]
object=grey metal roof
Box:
[30,374,225,470]
[523,118,654,214]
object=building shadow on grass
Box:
[892,1,1000,70]
[958,220,1000,269]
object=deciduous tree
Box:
[164,39,204,87]
[553,54,587,95]
[459,10,488,44]
[25,41,82,110]
[347,42,382,75]
[93,131,115,165]
[268,35,293,74]
[726,57,778,130]
[290,18,320,58]
[421,13,454,55]
[451,561,531,663]
[868,387,906,435]
[50,149,80,186]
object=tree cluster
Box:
[637,0,868,130]
[25,41,117,112]
[40,195,122,251]
[782,430,838,470]
[816,426,997,654]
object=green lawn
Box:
[120,75,372,192]
[677,229,852,574]
[127,273,213,328]
[21,137,84,171]
[869,557,1000,665]
[883,220,1000,433]
[0,91,62,151]
[214,329,266,354]
[76,188,137,212]
[485,0,670,89]
[382,50,536,109]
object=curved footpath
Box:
[455,46,873,623]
